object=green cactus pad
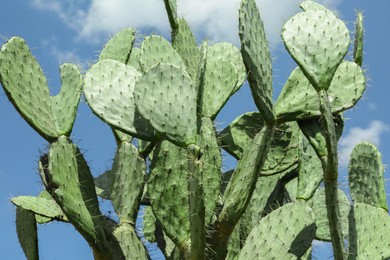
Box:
[308,188,350,241]
[219,125,274,230]
[239,201,316,259]
[240,172,292,239]
[298,113,344,160]
[127,47,141,70]
[296,134,323,200]
[135,63,197,147]
[112,224,148,260]
[16,207,39,260]
[261,122,300,176]
[201,57,238,119]
[219,112,265,159]
[147,140,190,250]
[34,190,63,224]
[44,136,108,252]
[226,224,240,260]
[112,128,133,144]
[197,117,222,222]
[84,59,156,141]
[139,35,185,72]
[282,8,350,91]
[99,28,135,63]
[239,0,274,124]
[94,170,114,200]
[0,37,82,141]
[348,203,390,259]
[221,115,299,175]
[11,196,68,222]
[349,143,388,211]
[142,206,157,243]
[300,0,329,11]
[111,142,145,224]
[353,12,364,66]
[275,61,365,122]
[51,64,83,136]
[207,42,246,93]
[172,18,200,80]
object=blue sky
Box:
[1,0,390,259]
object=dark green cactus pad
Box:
[349,143,388,211]
[206,42,246,94]
[111,142,145,224]
[16,207,39,260]
[298,113,344,160]
[99,28,135,63]
[348,203,390,259]
[43,136,108,252]
[201,52,239,119]
[135,63,197,147]
[219,125,274,229]
[219,113,300,176]
[282,9,350,90]
[112,224,148,260]
[275,61,365,122]
[94,170,114,200]
[239,0,274,124]
[296,134,323,200]
[84,59,156,141]
[197,117,221,222]
[0,37,82,141]
[226,223,240,260]
[239,201,316,259]
[240,172,291,239]
[11,195,68,222]
[219,112,265,160]
[354,12,364,66]
[147,140,190,250]
[139,35,185,72]
[142,206,157,243]
[261,122,300,176]
[308,188,350,241]
[172,18,200,80]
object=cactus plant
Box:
[1,0,389,259]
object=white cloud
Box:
[339,121,389,167]
[30,0,344,48]
[41,37,86,68]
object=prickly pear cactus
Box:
[1,0,388,259]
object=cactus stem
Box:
[319,90,346,259]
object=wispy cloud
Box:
[339,121,389,167]
[30,0,344,47]
[41,37,87,69]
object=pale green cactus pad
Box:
[275,61,365,122]
[239,201,316,259]
[135,63,197,147]
[349,143,388,211]
[84,59,156,141]
[0,37,82,141]
[282,8,350,90]
[308,188,350,241]
[348,203,390,259]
